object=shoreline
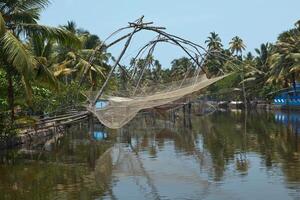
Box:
[0,123,65,150]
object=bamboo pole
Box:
[92,24,142,106]
[133,39,158,95]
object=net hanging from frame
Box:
[84,16,229,129]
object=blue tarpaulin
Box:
[96,100,109,109]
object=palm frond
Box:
[35,59,59,90]
[10,8,40,24]
[289,64,300,73]
[19,23,81,47]
[66,51,76,60]
[0,12,5,37]
[52,61,75,77]
[288,53,300,60]
[1,31,36,75]
[42,39,53,59]
[240,77,257,84]
[29,34,44,56]
[18,0,50,11]
[92,64,106,78]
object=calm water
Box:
[0,110,300,200]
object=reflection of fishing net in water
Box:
[95,144,160,199]
[95,144,214,199]
[88,74,228,129]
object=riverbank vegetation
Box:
[0,0,299,135]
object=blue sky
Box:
[40,0,300,67]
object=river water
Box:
[0,110,300,200]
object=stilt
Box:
[188,102,192,115]
[88,114,94,136]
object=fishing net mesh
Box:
[87,74,228,129]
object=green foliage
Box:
[28,83,85,115]
[0,112,17,136]
[170,57,196,80]
[206,73,242,100]
[52,83,85,111]
[204,20,300,101]
[30,86,54,114]
[258,85,280,101]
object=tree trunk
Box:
[6,66,14,122]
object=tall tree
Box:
[204,32,225,77]
[229,36,247,107]
[205,32,223,51]
[229,36,246,57]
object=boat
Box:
[274,82,300,110]
[228,101,244,110]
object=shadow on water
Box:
[0,108,300,199]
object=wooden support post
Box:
[172,110,175,124]
[88,113,94,135]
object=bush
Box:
[28,83,85,116]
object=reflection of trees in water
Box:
[124,115,202,158]
[0,124,115,200]
[196,111,300,184]
[194,112,244,180]
[121,110,300,186]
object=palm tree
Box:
[53,22,110,88]
[204,32,225,77]
[132,55,155,89]
[229,36,246,57]
[0,0,79,120]
[28,35,60,90]
[205,32,223,51]
[170,57,195,81]
[229,36,247,107]
[255,43,272,68]
[267,22,300,90]
[242,44,273,99]
[151,60,163,83]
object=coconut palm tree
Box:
[241,44,273,99]
[151,60,163,83]
[229,36,247,106]
[255,43,272,68]
[170,57,195,81]
[229,36,246,57]
[203,32,225,77]
[267,21,300,91]
[52,22,109,88]
[243,44,272,84]
[205,32,223,51]
[0,0,79,120]
[267,31,300,89]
